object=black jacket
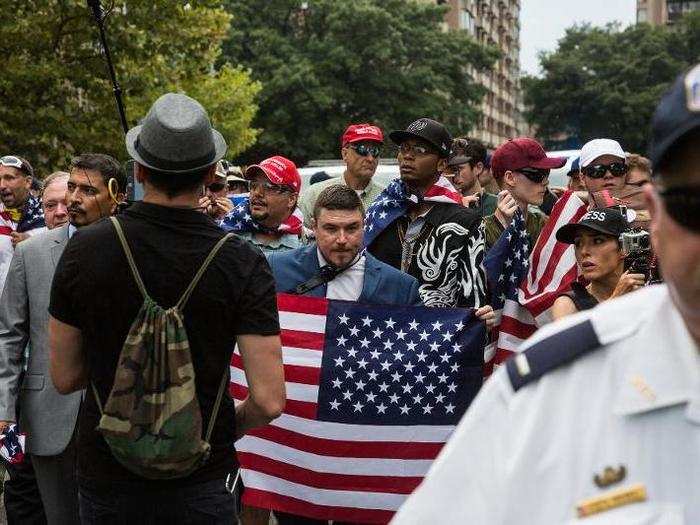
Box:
[368,203,486,308]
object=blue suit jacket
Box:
[266,244,422,306]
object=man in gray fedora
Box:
[48,93,285,524]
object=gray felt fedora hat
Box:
[125,93,227,174]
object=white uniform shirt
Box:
[317,249,365,301]
[393,285,699,524]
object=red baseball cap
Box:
[341,124,384,146]
[245,155,301,193]
[491,138,566,180]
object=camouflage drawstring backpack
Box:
[91,217,233,479]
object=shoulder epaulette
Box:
[505,319,601,392]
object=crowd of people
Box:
[0,61,697,524]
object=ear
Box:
[503,170,516,188]
[437,157,448,173]
[341,146,349,163]
[474,161,485,176]
[134,163,146,183]
[310,216,318,234]
[289,193,299,212]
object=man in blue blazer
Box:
[267,184,421,306]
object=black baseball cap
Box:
[556,207,628,244]
[389,118,452,158]
[649,63,700,170]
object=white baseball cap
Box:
[579,138,626,168]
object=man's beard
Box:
[251,209,269,222]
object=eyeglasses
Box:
[249,180,294,194]
[582,162,628,179]
[349,143,382,158]
[399,143,435,157]
[207,182,226,193]
[517,168,549,184]
[658,185,700,232]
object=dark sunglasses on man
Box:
[207,182,226,193]
[349,143,382,158]
[657,185,700,232]
[517,167,549,184]
[582,162,629,179]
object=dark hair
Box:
[70,154,126,192]
[453,137,487,166]
[142,164,212,199]
[313,184,365,220]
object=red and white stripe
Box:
[278,206,304,236]
[492,191,587,366]
[230,294,454,524]
[422,176,462,205]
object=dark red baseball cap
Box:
[491,138,566,180]
[245,155,301,193]
[342,124,384,146]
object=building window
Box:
[459,3,476,34]
[637,7,647,22]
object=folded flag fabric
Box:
[0,424,26,465]
[363,176,462,247]
[230,293,486,524]
[484,210,531,367]
[220,198,303,236]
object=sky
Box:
[520,0,637,77]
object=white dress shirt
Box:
[317,248,365,301]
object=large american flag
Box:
[230,294,485,523]
[485,191,588,366]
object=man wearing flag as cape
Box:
[365,118,489,315]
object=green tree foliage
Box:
[221,0,498,163]
[0,1,261,174]
[522,14,700,153]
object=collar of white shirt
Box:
[316,248,366,301]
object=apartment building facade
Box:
[424,0,523,148]
[637,0,700,25]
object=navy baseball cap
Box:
[567,157,580,176]
[649,63,700,170]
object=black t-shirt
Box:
[49,202,280,488]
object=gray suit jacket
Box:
[0,224,82,455]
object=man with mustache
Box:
[0,153,125,524]
[221,155,304,253]
[298,123,386,229]
[0,155,45,293]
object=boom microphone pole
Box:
[87,0,128,134]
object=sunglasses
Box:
[249,180,294,194]
[349,143,382,158]
[582,162,628,179]
[207,182,226,193]
[658,185,700,232]
[517,168,549,183]
[399,143,435,157]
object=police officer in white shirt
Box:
[392,64,700,524]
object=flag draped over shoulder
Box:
[230,294,486,524]
[484,191,588,366]
[363,176,461,247]
[484,210,531,367]
[220,198,303,236]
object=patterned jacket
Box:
[368,203,486,309]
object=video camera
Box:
[620,228,662,284]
